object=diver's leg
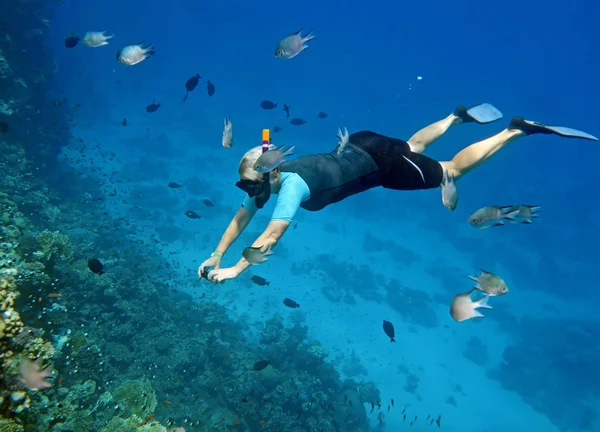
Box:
[407,113,459,154]
[440,128,525,180]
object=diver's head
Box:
[236,146,280,208]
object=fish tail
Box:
[266,282,270,286]
[391,337,396,343]
[303,29,316,42]
[476,295,493,310]
[183,92,188,102]
[283,144,295,157]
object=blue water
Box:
[11,0,600,430]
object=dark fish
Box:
[207,80,215,97]
[283,298,299,308]
[121,118,128,126]
[87,258,105,275]
[283,104,291,118]
[168,182,182,188]
[184,210,201,219]
[436,415,441,428]
[183,73,201,101]
[391,399,394,407]
[292,223,298,229]
[146,101,160,112]
[290,118,306,126]
[0,121,9,134]
[383,320,396,342]
[65,36,79,48]
[202,199,214,207]
[251,276,270,286]
[273,126,282,133]
[260,100,277,109]
[317,112,328,118]
[252,360,271,371]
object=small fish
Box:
[222,117,233,149]
[184,210,201,219]
[183,73,201,101]
[241,398,248,403]
[168,182,182,188]
[382,320,395,342]
[467,205,519,228]
[283,104,291,118]
[387,405,390,412]
[64,36,79,48]
[290,118,306,126]
[251,275,270,286]
[283,298,300,308]
[207,80,215,97]
[242,245,273,264]
[82,31,114,48]
[121,118,128,127]
[140,414,154,426]
[450,290,492,322]
[275,28,315,60]
[436,415,442,428]
[87,258,105,275]
[273,126,282,133]
[317,112,328,119]
[254,144,294,173]
[336,127,349,155]
[202,199,215,207]
[146,101,160,113]
[116,42,154,66]
[508,204,541,224]
[48,293,63,298]
[0,121,9,134]
[260,100,277,109]
[163,401,172,405]
[391,399,394,408]
[253,360,271,371]
[469,269,509,296]
[441,169,458,211]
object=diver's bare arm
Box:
[214,207,254,255]
[233,220,289,275]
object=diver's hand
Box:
[207,267,240,284]
[198,256,221,279]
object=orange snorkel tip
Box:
[262,129,270,153]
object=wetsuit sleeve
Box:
[271,173,310,223]
[241,194,258,214]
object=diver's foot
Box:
[454,103,503,125]
[508,117,552,135]
[508,117,598,141]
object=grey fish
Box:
[242,245,273,264]
[441,169,458,211]
[253,360,271,371]
[290,118,306,126]
[260,100,277,109]
[468,269,509,296]
[467,205,519,229]
[508,204,541,224]
[254,144,294,173]
[274,28,315,60]
[222,117,233,149]
[283,298,300,308]
[450,290,492,322]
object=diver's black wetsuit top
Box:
[279,131,444,212]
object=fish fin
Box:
[492,222,504,227]
[529,205,542,213]
[471,310,484,318]
[472,283,483,292]
[283,145,295,157]
[467,275,478,282]
[476,295,493,309]
[183,92,188,102]
[502,210,519,220]
[105,33,115,40]
[521,219,533,224]
[303,30,316,42]
[294,28,304,36]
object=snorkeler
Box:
[198,103,597,284]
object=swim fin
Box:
[509,117,598,141]
[454,103,503,124]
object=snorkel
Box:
[253,129,272,209]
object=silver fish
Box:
[254,144,294,173]
[82,31,114,48]
[469,269,509,296]
[336,127,349,155]
[274,28,315,60]
[508,205,541,224]
[222,117,233,149]
[441,169,458,211]
[450,290,492,322]
[117,42,154,66]
[467,205,519,229]
[242,245,274,265]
